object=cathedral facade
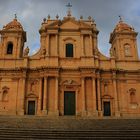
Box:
[0,13,140,117]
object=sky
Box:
[0,0,140,57]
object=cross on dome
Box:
[66,2,72,17]
[119,15,123,22]
[14,13,17,19]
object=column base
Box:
[18,110,24,115]
[42,110,48,115]
[98,111,103,117]
[87,111,98,117]
[81,111,87,116]
[115,111,121,117]
[48,110,59,117]
[37,110,42,116]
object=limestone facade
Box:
[0,14,140,117]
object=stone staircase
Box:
[0,116,140,139]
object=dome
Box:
[114,20,134,32]
[3,18,23,31]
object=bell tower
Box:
[109,17,139,60]
[0,15,26,59]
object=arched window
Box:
[7,42,13,54]
[66,43,73,57]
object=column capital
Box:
[81,77,85,80]
[92,76,96,80]
[44,76,48,79]
[112,71,117,80]
[55,76,59,79]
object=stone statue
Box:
[124,45,131,56]
[41,48,46,56]
[94,48,99,56]
[110,48,116,57]
[110,48,113,57]
[24,46,29,56]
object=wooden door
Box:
[28,101,35,115]
[103,102,111,116]
[64,91,76,115]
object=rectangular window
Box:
[66,44,73,57]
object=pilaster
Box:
[92,77,98,116]
[81,35,85,56]
[42,77,48,115]
[18,77,26,115]
[37,78,42,115]
[81,77,86,116]
[113,72,120,117]
[55,77,59,115]
[97,72,102,117]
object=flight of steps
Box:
[0,116,140,139]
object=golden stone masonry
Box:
[0,11,140,117]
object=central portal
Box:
[103,101,111,116]
[28,101,35,115]
[64,91,76,115]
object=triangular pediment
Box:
[46,17,92,30]
[60,20,79,29]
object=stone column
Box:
[42,77,48,115]
[81,35,85,56]
[97,72,102,116]
[81,77,86,116]
[54,77,59,115]
[92,77,97,116]
[56,34,58,56]
[90,35,93,56]
[37,78,42,115]
[19,77,26,115]
[47,34,50,56]
[113,72,120,117]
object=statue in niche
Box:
[2,90,8,101]
[104,83,108,94]
[30,82,35,93]
[124,44,131,56]
[30,80,39,93]
[24,46,29,56]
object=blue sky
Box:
[0,0,140,57]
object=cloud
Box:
[0,0,140,57]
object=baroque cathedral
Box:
[0,9,140,117]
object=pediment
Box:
[46,20,60,28]
[60,20,80,30]
[46,18,92,30]
[62,80,79,86]
[27,93,37,98]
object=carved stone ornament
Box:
[110,48,115,57]
[2,86,9,91]
[41,47,46,56]
[62,80,79,86]
[67,80,73,84]
[129,88,136,93]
